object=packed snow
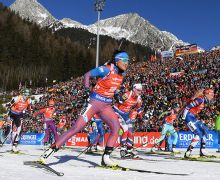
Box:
[1,145,220,180]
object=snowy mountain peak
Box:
[94,13,147,28]
[60,18,86,29]
[211,45,220,51]
[9,1,187,50]
[10,0,56,27]
[87,13,185,49]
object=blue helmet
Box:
[115,52,129,63]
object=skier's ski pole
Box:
[0,134,10,147]
[76,145,92,158]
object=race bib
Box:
[187,121,197,132]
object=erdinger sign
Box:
[177,131,216,148]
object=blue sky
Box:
[1,0,220,50]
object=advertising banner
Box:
[65,131,218,149]
[5,133,44,145]
[66,133,88,146]
[161,51,174,58]
[20,133,45,145]
[4,131,218,149]
[133,132,162,148]
[176,131,217,148]
[175,44,198,56]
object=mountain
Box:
[48,18,87,31]
[60,18,87,29]
[87,13,185,49]
[211,45,220,51]
[9,0,186,50]
[10,0,56,27]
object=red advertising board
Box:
[65,132,164,148]
[66,133,88,146]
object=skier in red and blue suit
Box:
[183,88,215,158]
[114,83,143,158]
[39,50,129,167]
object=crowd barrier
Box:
[4,131,219,148]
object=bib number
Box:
[187,121,197,132]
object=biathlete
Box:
[182,89,214,158]
[33,99,58,146]
[114,83,144,158]
[7,89,32,152]
[39,50,129,167]
[151,103,180,153]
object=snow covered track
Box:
[1,145,220,180]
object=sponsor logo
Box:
[68,135,88,146]
[95,94,112,102]
[21,135,37,141]
[179,133,214,141]
[177,132,216,148]
[134,136,149,147]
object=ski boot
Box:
[96,144,104,151]
[164,142,169,152]
[91,145,98,152]
[158,146,164,151]
[184,151,192,158]
[200,149,211,157]
[127,147,139,158]
[0,140,3,147]
[171,144,180,154]
[151,144,158,152]
[101,147,118,167]
[38,143,59,164]
[43,142,50,150]
[200,142,212,157]
[184,145,193,158]
[12,144,19,153]
[120,146,128,158]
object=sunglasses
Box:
[119,58,129,63]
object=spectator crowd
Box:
[1,49,220,134]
